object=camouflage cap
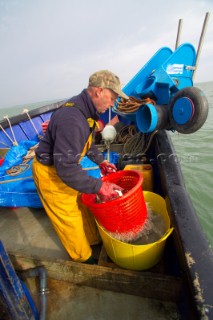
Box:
[88,70,128,100]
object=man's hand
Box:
[97,181,123,202]
[41,120,50,134]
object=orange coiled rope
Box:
[116,96,156,113]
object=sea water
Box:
[0,81,212,247]
[170,81,213,248]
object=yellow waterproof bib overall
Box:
[33,115,100,262]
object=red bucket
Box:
[81,170,147,234]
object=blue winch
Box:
[111,17,209,135]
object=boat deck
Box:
[0,206,180,319]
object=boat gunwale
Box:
[154,130,213,319]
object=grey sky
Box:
[0,0,212,108]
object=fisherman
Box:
[32,70,128,264]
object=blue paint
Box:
[0,240,39,319]
[172,97,193,124]
[136,104,158,133]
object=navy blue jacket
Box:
[35,89,104,194]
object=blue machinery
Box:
[113,12,210,134]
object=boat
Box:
[1,14,213,320]
[0,99,213,320]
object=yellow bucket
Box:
[96,191,174,271]
[124,164,154,191]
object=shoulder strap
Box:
[63,102,97,132]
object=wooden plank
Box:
[9,252,182,303]
[97,245,116,268]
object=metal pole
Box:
[192,12,211,80]
[175,19,183,49]
[109,106,112,122]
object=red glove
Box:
[97,182,123,202]
[99,160,117,176]
[41,120,50,134]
